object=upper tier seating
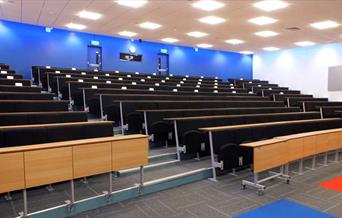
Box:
[0,64,115,148]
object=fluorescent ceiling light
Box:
[225,39,244,45]
[199,16,225,25]
[197,43,213,48]
[115,0,147,8]
[77,10,102,20]
[66,23,86,30]
[310,20,340,29]
[139,22,161,30]
[192,0,224,11]
[118,31,137,37]
[253,0,288,11]
[187,31,208,38]
[161,38,179,43]
[255,30,278,37]
[263,47,279,51]
[240,51,254,55]
[248,16,277,25]
[294,41,316,46]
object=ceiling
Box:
[0,0,341,53]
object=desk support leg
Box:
[21,189,28,217]
[310,155,316,170]
[174,121,181,161]
[70,180,75,204]
[109,172,113,194]
[208,131,217,182]
[120,102,125,135]
[335,150,339,162]
[299,159,304,175]
[323,152,328,166]
[139,166,144,189]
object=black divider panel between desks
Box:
[0,85,42,93]
[320,106,342,118]
[0,100,69,112]
[0,70,15,75]
[273,94,313,102]
[0,92,55,100]
[210,118,342,172]
[228,79,269,87]
[55,77,232,98]
[107,100,285,125]
[0,78,31,86]
[242,83,278,90]
[67,83,249,107]
[0,112,88,126]
[80,88,256,110]
[49,73,225,93]
[33,66,220,85]
[0,74,23,79]
[0,122,114,147]
[88,94,268,116]
[303,101,342,111]
[262,90,301,96]
[175,112,320,156]
[251,86,289,94]
[145,107,301,132]
[288,97,328,107]
[64,81,245,99]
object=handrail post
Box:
[208,131,217,182]
[174,120,181,161]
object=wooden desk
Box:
[240,128,342,194]
[0,134,148,193]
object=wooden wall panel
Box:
[303,136,316,157]
[0,152,25,193]
[24,147,72,188]
[253,141,288,173]
[112,138,148,171]
[286,138,303,162]
[73,142,111,179]
[316,134,329,154]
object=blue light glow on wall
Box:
[0,20,252,79]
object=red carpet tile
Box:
[320,176,342,192]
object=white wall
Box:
[253,42,342,100]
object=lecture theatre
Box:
[0,0,341,217]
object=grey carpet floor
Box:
[74,153,342,218]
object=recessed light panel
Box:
[161,38,179,43]
[197,43,213,48]
[225,39,244,45]
[192,0,224,11]
[187,31,208,38]
[295,41,316,46]
[253,0,288,11]
[199,16,225,25]
[255,30,278,37]
[115,0,147,8]
[240,51,254,55]
[118,31,137,37]
[139,22,161,30]
[263,47,279,51]
[66,23,86,30]
[77,10,102,20]
[248,16,277,25]
[310,20,340,29]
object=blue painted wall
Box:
[0,20,252,80]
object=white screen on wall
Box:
[328,65,342,91]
